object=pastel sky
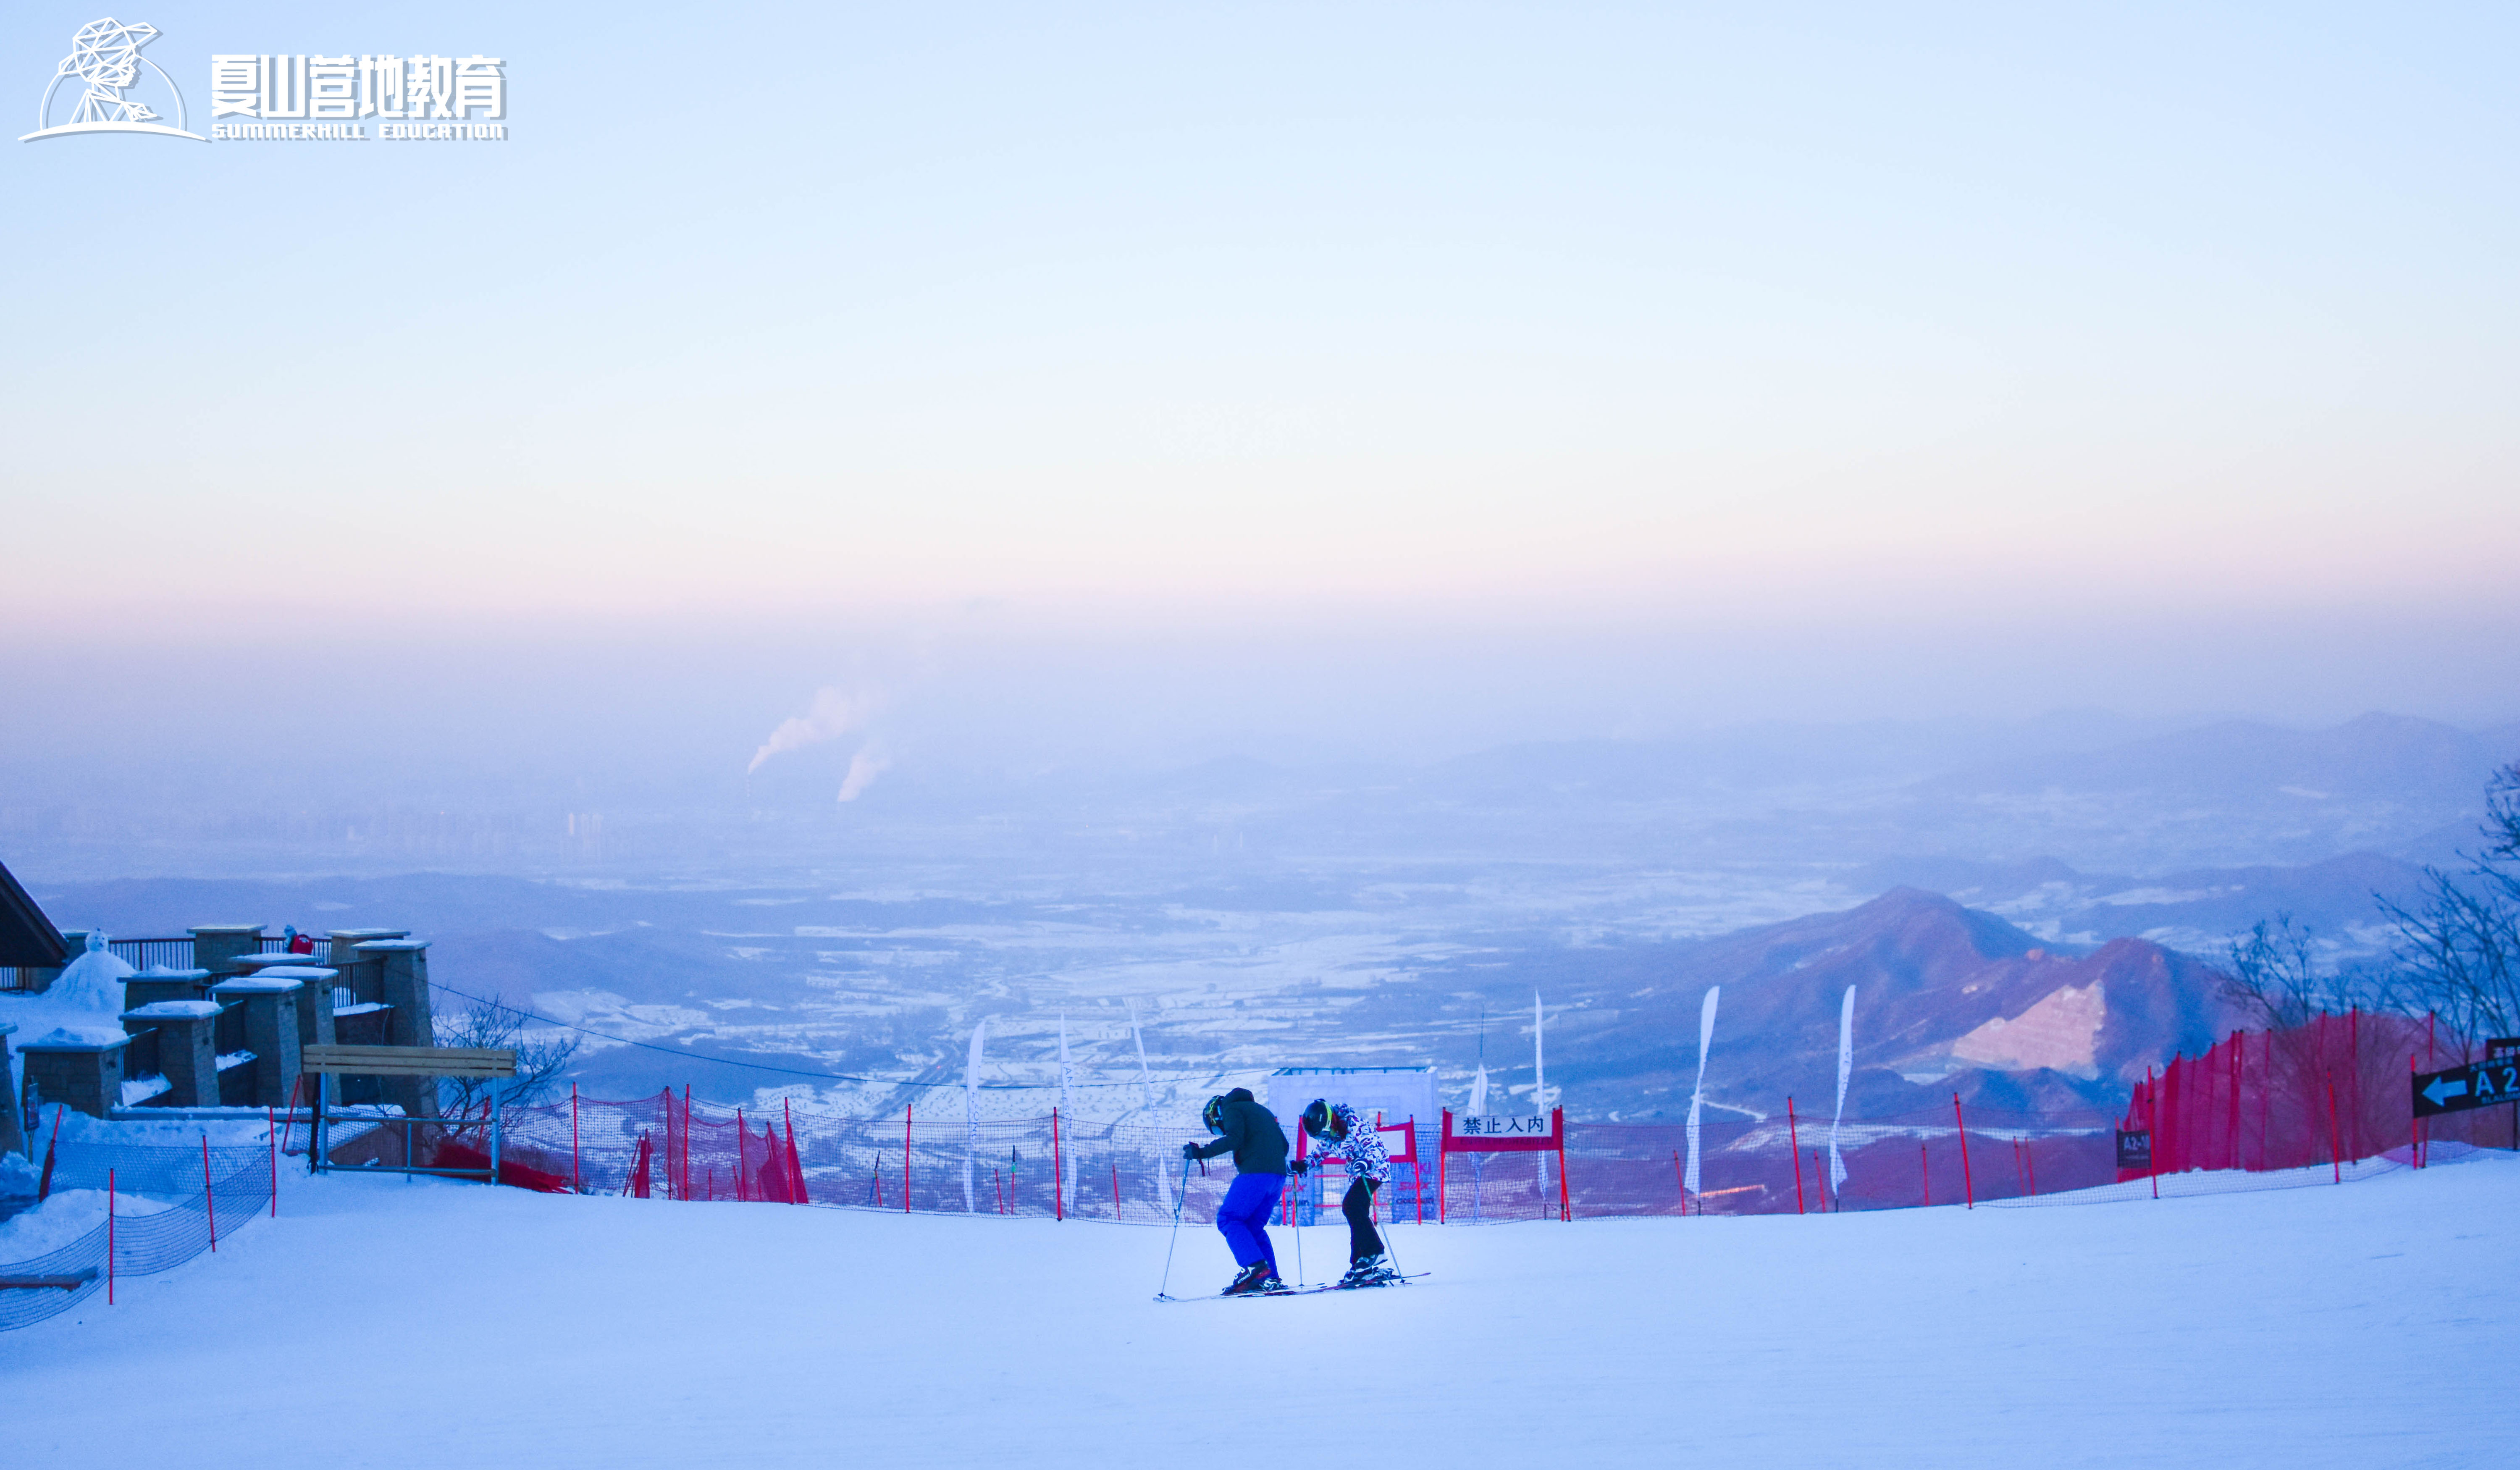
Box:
[4,1,2517,759]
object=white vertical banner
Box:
[1684,987,1720,1199]
[1533,990,1549,1200]
[964,1017,987,1213]
[1130,998,1169,1211]
[1829,986,1856,1196]
[1468,1063,1489,1117]
[1058,1013,1076,1213]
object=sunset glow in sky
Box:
[6,1,2516,753]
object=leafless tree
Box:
[433,995,581,1114]
[2376,762,2520,1052]
[2221,914,2396,1029]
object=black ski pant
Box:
[1341,1177,1383,1262]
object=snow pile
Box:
[1,1150,2512,1466]
[44,938,134,1015]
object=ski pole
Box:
[1156,1154,1192,1301]
[1374,1178,1406,1279]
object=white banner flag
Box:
[1829,986,1856,1196]
[1683,987,1719,1200]
[1533,990,1549,1199]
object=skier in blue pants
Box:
[1183,1088,1291,1294]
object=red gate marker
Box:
[1787,1097,1805,1215]
[1953,1094,1974,1209]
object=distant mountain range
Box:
[1513,889,2240,1123]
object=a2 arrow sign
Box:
[2411,1058,2520,1118]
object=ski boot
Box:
[1251,1270,1291,1294]
[1336,1253,1397,1288]
[1221,1263,1271,1296]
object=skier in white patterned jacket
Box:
[1293,1100,1399,1286]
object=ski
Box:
[1154,1272,1427,1303]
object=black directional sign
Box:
[2411,1058,2520,1118]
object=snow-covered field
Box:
[5,1156,2513,1467]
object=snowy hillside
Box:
[4,1155,2512,1467]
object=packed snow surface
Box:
[3,1157,2513,1467]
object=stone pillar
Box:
[209,976,303,1109]
[188,925,269,977]
[17,1030,131,1118]
[0,1022,21,1156]
[327,932,403,1009]
[324,929,408,981]
[122,1001,224,1108]
[237,965,339,1105]
[123,967,210,1009]
[355,940,436,1119]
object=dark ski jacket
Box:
[1190,1089,1289,1176]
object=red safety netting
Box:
[272,1006,2519,1234]
[2116,1011,2514,1182]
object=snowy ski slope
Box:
[4,1154,2514,1467]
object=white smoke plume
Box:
[836,744,891,803]
[747,688,882,775]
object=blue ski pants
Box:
[1215,1172,1285,1272]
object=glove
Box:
[1290,1158,1309,1177]
[1181,1142,1202,1160]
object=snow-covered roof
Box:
[122,1000,223,1020]
[238,966,337,982]
[21,1024,131,1049]
[131,965,212,979]
[212,974,311,993]
[351,938,429,952]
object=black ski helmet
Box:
[1301,1099,1347,1140]
[1202,1095,1229,1134]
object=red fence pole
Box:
[995,1166,1006,1215]
[2146,1068,2159,1200]
[1953,1093,1974,1210]
[2327,1074,2343,1183]
[1556,1110,1570,1222]
[1787,1097,1805,1215]
[1919,1142,1929,1208]
[903,1104,914,1214]
[736,1107,749,1201]
[203,1135,217,1252]
[1438,1110,1449,1224]
[571,1084,581,1194]
[2410,1057,2421,1168]
[278,1074,302,1156]
[1672,1149,1684,1215]
[268,1106,278,1216]
[107,1168,116,1306]
[1111,1163,1121,1222]
[1052,1109,1063,1222]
